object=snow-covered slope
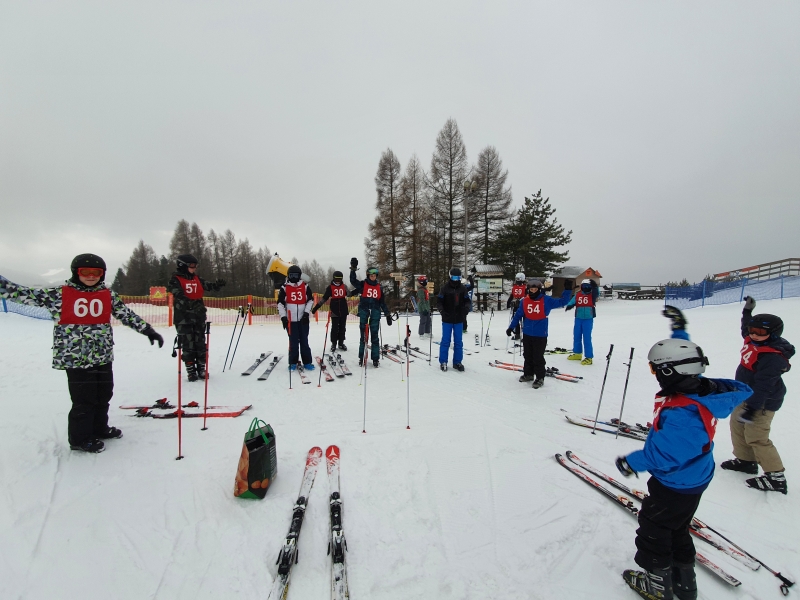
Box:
[1,299,797,599]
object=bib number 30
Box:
[74,297,104,318]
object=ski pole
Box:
[362,315,370,433]
[202,322,211,431]
[228,303,250,370]
[406,305,411,430]
[428,310,434,366]
[485,308,493,346]
[223,305,242,372]
[591,344,615,435]
[172,336,184,460]
[395,312,404,381]
[480,311,484,347]
[318,311,331,387]
[615,348,635,439]
[691,519,794,595]
[287,315,292,390]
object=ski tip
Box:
[325,445,340,461]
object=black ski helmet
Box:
[749,314,784,338]
[449,267,462,278]
[333,270,344,281]
[176,254,199,271]
[70,253,106,283]
[287,264,302,283]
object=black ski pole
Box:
[428,310,434,366]
[202,322,211,431]
[591,344,615,435]
[362,315,370,433]
[318,310,331,387]
[228,302,251,370]
[222,305,242,372]
[615,348,635,439]
[480,311,484,348]
[405,306,411,430]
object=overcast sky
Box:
[1,1,798,286]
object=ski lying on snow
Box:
[554,453,741,587]
[296,364,311,384]
[326,354,345,378]
[326,445,349,600]
[268,447,323,600]
[559,410,649,437]
[336,354,352,376]
[563,413,647,441]
[258,354,284,380]
[242,352,272,375]
[564,451,760,571]
[490,361,580,383]
[134,406,252,418]
[316,356,335,382]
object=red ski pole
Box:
[202,321,211,431]
[318,311,331,387]
[362,316,370,433]
[172,335,184,460]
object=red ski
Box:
[134,405,252,419]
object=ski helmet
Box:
[417,276,428,287]
[581,279,592,292]
[450,267,462,280]
[287,264,302,283]
[332,270,344,282]
[748,314,784,338]
[648,338,709,376]
[366,267,379,278]
[515,272,525,283]
[176,254,199,271]
[70,253,106,283]
[527,278,543,289]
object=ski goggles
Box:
[367,269,379,276]
[77,267,104,277]
[748,326,769,336]
[450,275,461,281]
[185,263,198,269]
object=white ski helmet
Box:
[515,272,525,282]
[647,338,709,376]
[581,279,592,285]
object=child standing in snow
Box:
[349,258,392,368]
[505,278,571,388]
[278,265,315,371]
[0,254,164,453]
[616,306,750,600]
[437,267,470,372]
[720,296,793,494]
[311,270,350,353]
[416,276,432,338]
[565,278,599,365]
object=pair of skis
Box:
[241,352,272,375]
[490,360,581,383]
[557,451,796,594]
[258,355,284,380]
[316,356,335,382]
[561,410,648,442]
[324,353,352,377]
[268,445,349,600]
[433,340,476,355]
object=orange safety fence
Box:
[112,294,363,327]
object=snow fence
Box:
[665,275,800,310]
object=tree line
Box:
[111,220,336,297]
[365,118,572,296]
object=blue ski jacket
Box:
[508,289,571,338]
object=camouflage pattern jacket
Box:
[168,271,221,325]
[0,277,150,370]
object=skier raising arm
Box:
[349,258,391,368]
[565,278,600,365]
[616,305,751,600]
[0,254,164,453]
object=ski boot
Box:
[197,362,207,380]
[96,426,123,440]
[453,363,465,372]
[303,363,315,371]
[720,458,758,474]
[518,374,534,383]
[567,353,582,361]
[330,344,337,353]
[370,359,378,368]
[672,562,697,600]
[746,471,787,494]
[440,363,448,372]
[339,342,347,351]
[185,361,199,382]
[581,357,593,365]
[70,439,105,453]
[288,363,297,371]
[531,378,544,389]
[622,566,673,599]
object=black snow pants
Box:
[66,362,114,445]
[635,477,703,570]
[330,315,347,346]
[522,335,548,380]
[176,322,207,365]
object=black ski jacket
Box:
[437,280,469,324]
[168,270,221,325]
[314,282,350,318]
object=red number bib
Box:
[511,285,526,300]
[739,337,785,372]
[285,284,308,304]
[522,296,545,320]
[331,284,347,299]
[363,282,382,300]
[175,276,204,300]
[575,291,594,307]
[59,287,112,325]
[653,393,717,452]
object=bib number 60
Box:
[74,297,104,318]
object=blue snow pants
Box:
[572,318,594,359]
[358,308,382,361]
[439,321,464,365]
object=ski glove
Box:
[143,326,164,348]
[564,279,574,291]
[662,305,687,331]
[738,407,757,424]
[281,317,288,330]
[301,313,310,324]
[311,303,320,314]
[743,296,756,311]
[386,315,393,326]
[565,304,574,312]
[215,278,226,287]
[615,456,638,478]
[505,328,513,337]
[350,257,358,270]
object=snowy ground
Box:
[1,298,798,600]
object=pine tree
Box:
[488,191,572,278]
[123,240,160,295]
[471,146,513,264]
[110,268,127,293]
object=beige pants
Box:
[729,403,784,472]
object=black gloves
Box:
[737,407,757,424]
[143,326,164,348]
[590,279,598,288]
[302,313,310,324]
[564,279,574,291]
[743,296,756,311]
[506,328,513,337]
[311,303,320,314]
[281,317,288,330]
[350,257,358,271]
[662,305,687,331]
[565,304,574,312]
[386,315,393,326]
[215,278,226,287]
[615,456,638,478]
